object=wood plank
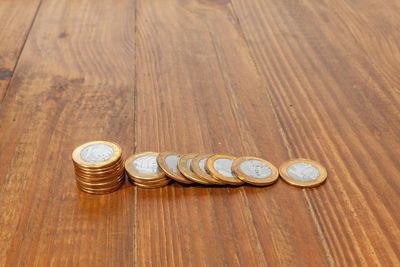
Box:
[135,0,330,265]
[230,0,400,265]
[0,0,41,100]
[0,0,135,265]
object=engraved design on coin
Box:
[80,144,114,162]
[199,158,207,173]
[165,155,180,173]
[133,156,159,174]
[287,163,320,181]
[186,158,192,171]
[213,158,235,178]
[240,160,271,179]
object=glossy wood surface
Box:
[0,0,399,265]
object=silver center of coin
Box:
[80,144,114,162]
[287,163,320,181]
[133,156,159,174]
[199,158,207,173]
[165,155,179,173]
[239,160,271,179]
[213,158,235,178]
[186,158,192,171]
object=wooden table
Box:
[1,0,399,265]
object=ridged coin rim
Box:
[279,158,327,188]
[205,154,244,185]
[156,152,193,184]
[232,156,279,186]
[125,152,166,180]
[72,141,122,169]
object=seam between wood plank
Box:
[133,0,138,264]
[227,2,335,265]
[0,0,42,103]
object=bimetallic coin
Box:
[127,173,170,184]
[77,181,124,195]
[72,141,122,168]
[72,141,124,195]
[74,163,125,177]
[157,152,193,184]
[191,154,225,185]
[73,157,124,173]
[133,179,171,189]
[76,172,125,188]
[178,154,211,185]
[232,156,278,186]
[206,155,244,185]
[279,158,327,188]
[125,152,166,180]
[77,176,125,191]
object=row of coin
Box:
[72,141,327,194]
[72,141,125,194]
[124,151,327,189]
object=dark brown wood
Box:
[0,0,399,265]
[230,0,400,265]
[0,0,41,100]
[0,0,135,265]
[135,0,328,265]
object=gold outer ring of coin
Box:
[206,154,244,185]
[77,177,125,192]
[279,158,327,188]
[191,154,225,185]
[156,152,193,184]
[127,174,170,185]
[125,152,166,180]
[76,173,126,188]
[76,174,124,186]
[75,171,124,183]
[74,163,125,178]
[72,141,122,169]
[77,182,124,194]
[73,157,123,173]
[178,154,211,185]
[128,175,171,184]
[232,156,279,186]
[133,179,171,189]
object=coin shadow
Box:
[76,180,132,215]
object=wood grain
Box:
[135,0,329,265]
[0,0,399,265]
[0,0,135,265]
[230,0,400,265]
[0,0,41,100]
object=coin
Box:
[76,181,124,194]
[72,141,122,169]
[232,156,279,186]
[178,154,211,185]
[156,152,193,184]
[205,155,244,185]
[125,152,166,180]
[72,141,125,195]
[133,179,171,189]
[73,157,124,173]
[127,174,170,184]
[191,154,225,185]
[279,158,327,188]
[76,172,125,188]
[75,164,125,178]
[77,176,124,191]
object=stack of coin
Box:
[125,152,171,188]
[72,141,125,194]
